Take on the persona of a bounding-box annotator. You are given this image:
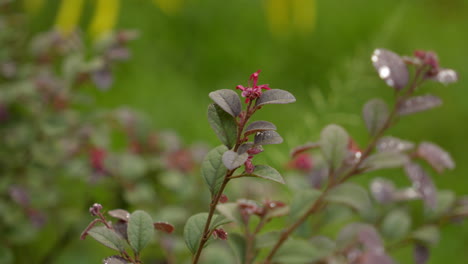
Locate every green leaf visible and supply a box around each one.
[411,225,440,245]
[255,89,296,107]
[320,124,349,169]
[228,233,247,264]
[273,239,321,264]
[289,189,322,221]
[244,120,277,136]
[222,150,249,170]
[216,203,243,224]
[361,151,409,171]
[381,209,411,241]
[207,104,238,148]
[426,190,456,219]
[244,165,285,184]
[325,183,374,220]
[88,226,126,252]
[255,231,280,248]
[209,89,242,117]
[362,99,389,136]
[128,210,154,254]
[254,130,283,145]
[184,213,231,254]
[202,145,228,195]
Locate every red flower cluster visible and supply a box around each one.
[236,70,271,103]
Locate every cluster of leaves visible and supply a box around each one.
[84,49,467,264]
[81,204,174,264]
[0,5,206,263]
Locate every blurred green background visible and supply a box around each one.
[6,0,468,263]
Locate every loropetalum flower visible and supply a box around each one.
[236,70,271,103]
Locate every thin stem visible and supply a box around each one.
[263,67,427,264]
[193,97,261,263]
[192,174,232,263]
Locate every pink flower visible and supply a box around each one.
[236,70,271,103]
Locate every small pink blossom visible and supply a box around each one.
[236,70,271,103]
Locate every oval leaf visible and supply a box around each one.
[363,99,389,136]
[398,95,442,116]
[377,136,414,152]
[417,141,455,173]
[201,145,228,195]
[184,213,230,254]
[128,210,154,254]
[154,222,175,234]
[370,178,396,204]
[244,120,277,136]
[326,183,374,220]
[254,130,283,145]
[426,190,455,219]
[244,165,285,184]
[108,209,130,222]
[209,89,242,117]
[320,124,349,169]
[381,209,411,241]
[207,103,238,148]
[411,225,440,245]
[404,163,437,209]
[88,226,126,253]
[361,151,409,171]
[222,150,249,170]
[255,89,296,107]
[371,48,409,90]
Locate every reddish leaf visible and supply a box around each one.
[398,95,442,116]
[404,163,437,209]
[154,222,175,234]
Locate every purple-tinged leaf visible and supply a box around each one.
[431,68,458,85]
[103,255,128,264]
[92,67,113,91]
[361,151,409,171]
[358,225,383,250]
[411,225,440,245]
[414,244,430,264]
[254,130,283,145]
[398,95,442,116]
[417,142,455,173]
[255,89,296,107]
[209,89,242,117]
[377,136,414,152]
[207,104,238,148]
[363,99,389,136]
[222,150,249,170]
[370,178,396,204]
[108,209,130,222]
[154,222,175,234]
[245,165,285,184]
[244,120,277,136]
[320,124,349,169]
[371,48,409,90]
[87,226,126,252]
[113,220,128,240]
[309,166,328,189]
[404,163,437,209]
[290,142,320,157]
[237,142,254,154]
[426,190,455,219]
